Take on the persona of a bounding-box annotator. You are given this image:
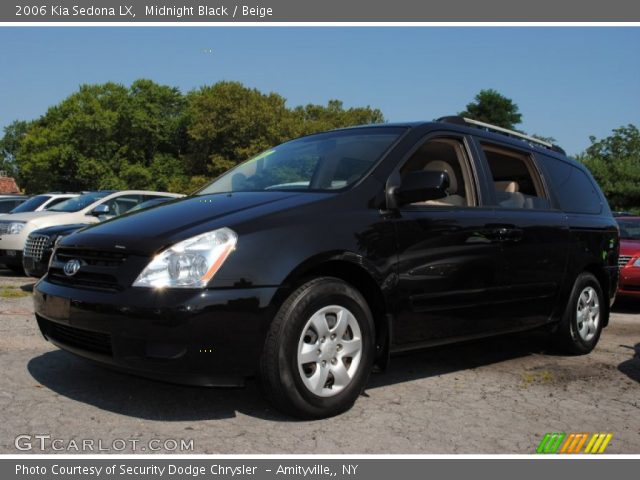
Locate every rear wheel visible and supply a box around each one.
[260,277,374,419]
[552,272,604,354]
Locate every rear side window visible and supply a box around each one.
[538,156,602,214]
[10,195,49,213]
[0,200,20,213]
[480,143,550,210]
[43,197,72,209]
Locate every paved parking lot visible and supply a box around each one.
[1,268,638,454]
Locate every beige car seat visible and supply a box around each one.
[494,181,519,193]
[494,180,526,208]
[418,160,467,207]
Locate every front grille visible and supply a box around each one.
[619,255,632,268]
[48,247,129,292]
[40,318,112,356]
[24,234,51,261]
[55,248,128,267]
[48,270,121,291]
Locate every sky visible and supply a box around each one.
[0,27,638,155]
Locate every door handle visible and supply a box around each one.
[485,224,524,242]
[497,227,523,241]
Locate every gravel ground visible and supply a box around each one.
[1,268,638,454]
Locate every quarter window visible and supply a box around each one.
[481,144,550,210]
[538,156,602,214]
[43,197,71,209]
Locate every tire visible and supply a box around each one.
[552,272,605,354]
[259,277,375,419]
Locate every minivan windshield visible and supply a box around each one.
[48,192,111,213]
[9,195,50,213]
[617,219,640,240]
[197,128,404,195]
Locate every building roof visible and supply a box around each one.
[0,176,20,194]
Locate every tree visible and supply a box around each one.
[13,80,190,192]
[2,79,385,193]
[459,89,522,130]
[0,120,30,177]
[184,83,385,178]
[185,81,296,177]
[292,100,384,136]
[531,133,557,144]
[577,124,640,212]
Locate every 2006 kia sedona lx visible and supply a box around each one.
[33,117,619,418]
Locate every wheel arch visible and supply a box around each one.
[272,252,392,369]
[582,263,611,327]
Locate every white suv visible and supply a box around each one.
[0,190,183,273]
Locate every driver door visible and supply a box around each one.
[391,135,509,348]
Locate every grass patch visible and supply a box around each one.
[0,286,30,299]
[521,370,555,387]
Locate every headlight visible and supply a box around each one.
[7,222,26,235]
[633,258,640,267]
[133,228,237,288]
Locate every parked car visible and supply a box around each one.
[0,195,27,216]
[33,117,618,418]
[615,216,640,298]
[613,211,635,217]
[23,197,177,277]
[9,193,78,215]
[0,190,182,274]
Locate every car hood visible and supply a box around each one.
[0,211,64,223]
[620,239,640,256]
[60,191,328,255]
[32,223,91,237]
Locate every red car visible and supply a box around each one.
[616,216,640,298]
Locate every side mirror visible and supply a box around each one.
[393,170,450,206]
[89,204,110,217]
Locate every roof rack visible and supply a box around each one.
[437,116,565,154]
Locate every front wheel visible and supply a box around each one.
[259,277,375,419]
[552,272,605,354]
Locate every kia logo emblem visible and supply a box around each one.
[63,259,82,276]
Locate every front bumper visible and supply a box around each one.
[34,278,279,386]
[0,249,23,267]
[618,266,640,298]
[0,232,27,266]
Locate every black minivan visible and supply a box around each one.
[33,117,619,418]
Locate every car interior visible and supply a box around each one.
[102,196,142,217]
[481,144,550,210]
[400,138,474,207]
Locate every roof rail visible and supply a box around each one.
[437,116,565,154]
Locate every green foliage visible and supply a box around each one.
[531,134,557,144]
[13,81,188,192]
[0,120,30,177]
[577,124,640,212]
[459,89,522,130]
[3,80,384,194]
[185,81,295,178]
[292,99,385,136]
